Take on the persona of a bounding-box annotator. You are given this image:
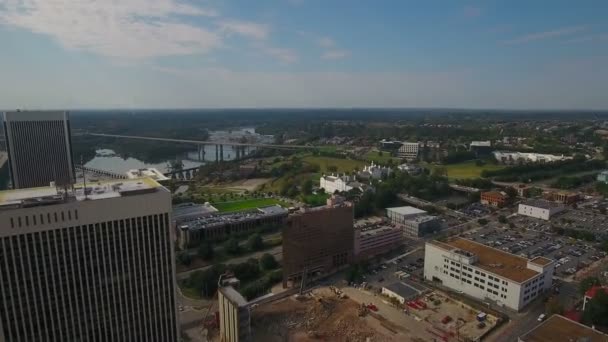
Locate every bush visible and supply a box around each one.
[477,218,488,225]
[260,253,279,270]
[197,242,214,260]
[225,238,241,255]
[247,234,264,251]
[177,252,193,266]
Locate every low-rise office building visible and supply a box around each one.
[386,206,440,237]
[173,202,218,224]
[424,238,554,311]
[518,314,608,342]
[480,191,508,207]
[397,142,420,160]
[469,141,493,157]
[126,167,169,181]
[493,151,573,164]
[176,205,288,248]
[354,218,403,260]
[381,281,427,304]
[518,200,565,221]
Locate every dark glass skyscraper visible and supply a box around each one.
[2,111,75,189]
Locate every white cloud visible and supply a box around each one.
[321,49,349,60]
[317,37,335,48]
[218,20,269,40]
[503,26,586,45]
[564,33,608,44]
[260,46,298,64]
[0,0,224,58]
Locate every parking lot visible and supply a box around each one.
[462,214,606,279]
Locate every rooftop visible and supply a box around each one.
[179,205,288,231]
[585,286,608,299]
[219,286,248,307]
[406,214,439,223]
[384,281,423,300]
[429,237,540,283]
[530,256,554,266]
[0,178,163,210]
[519,314,608,342]
[386,206,426,216]
[482,191,507,198]
[521,199,565,210]
[125,168,169,181]
[173,202,218,222]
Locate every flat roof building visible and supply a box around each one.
[354,218,403,261]
[3,111,75,188]
[386,206,440,237]
[0,178,178,341]
[481,191,508,207]
[282,202,354,288]
[126,167,169,181]
[176,205,287,249]
[397,142,420,160]
[518,199,565,221]
[424,238,554,311]
[518,314,608,342]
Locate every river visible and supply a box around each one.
[84,127,269,174]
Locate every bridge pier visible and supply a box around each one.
[198,145,205,161]
[219,144,224,162]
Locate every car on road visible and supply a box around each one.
[537,314,546,322]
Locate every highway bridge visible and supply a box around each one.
[87,133,315,149]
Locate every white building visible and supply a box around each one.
[319,174,367,194]
[126,167,170,181]
[0,177,178,341]
[518,200,565,220]
[358,162,392,179]
[424,238,554,311]
[386,206,440,237]
[397,163,422,175]
[397,142,420,160]
[493,151,574,164]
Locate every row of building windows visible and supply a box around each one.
[9,210,79,229]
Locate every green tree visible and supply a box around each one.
[225,238,241,255]
[197,242,214,260]
[248,234,264,251]
[477,218,488,225]
[582,289,608,328]
[302,179,313,195]
[580,276,602,295]
[498,215,507,224]
[260,253,278,270]
[177,252,192,266]
[327,165,338,173]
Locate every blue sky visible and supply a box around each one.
[0,0,607,109]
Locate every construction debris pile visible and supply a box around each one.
[250,287,395,342]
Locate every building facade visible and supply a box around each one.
[176,205,288,249]
[218,286,251,342]
[3,111,75,189]
[386,206,440,237]
[282,202,354,287]
[397,142,419,160]
[0,178,178,342]
[354,221,403,260]
[424,238,554,311]
[480,191,508,207]
[597,170,608,183]
[358,162,392,180]
[518,200,565,220]
[319,174,368,194]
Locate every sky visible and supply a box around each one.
[0,0,607,110]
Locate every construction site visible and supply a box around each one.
[249,286,406,342]
[246,285,499,342]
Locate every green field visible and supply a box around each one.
[429,161,506,179]
[363,150,400,164]
[212,198,287,212]
[302,156,366,173]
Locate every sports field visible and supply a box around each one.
[302,156,365,173]
[426,161,506,179]
[212,198,287,212]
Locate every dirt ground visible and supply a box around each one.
[250,287,404,342]
[221,178,272,192]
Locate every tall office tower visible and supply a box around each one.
[0,178,178,342]
[282,196,354,287]
[2,111,75,189]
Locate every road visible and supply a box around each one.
[88,132,316,149]
[177,245,282,280]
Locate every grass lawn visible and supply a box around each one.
[440,161,506,179]
[363,150,400,164]
[302,156,365,173]
[212,198,287,212]
[301,192,330,206]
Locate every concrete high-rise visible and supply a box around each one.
[2,111,75,189]
[0,177,178,342]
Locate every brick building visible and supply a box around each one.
[480,191,508,207]
[282,202,354,287]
